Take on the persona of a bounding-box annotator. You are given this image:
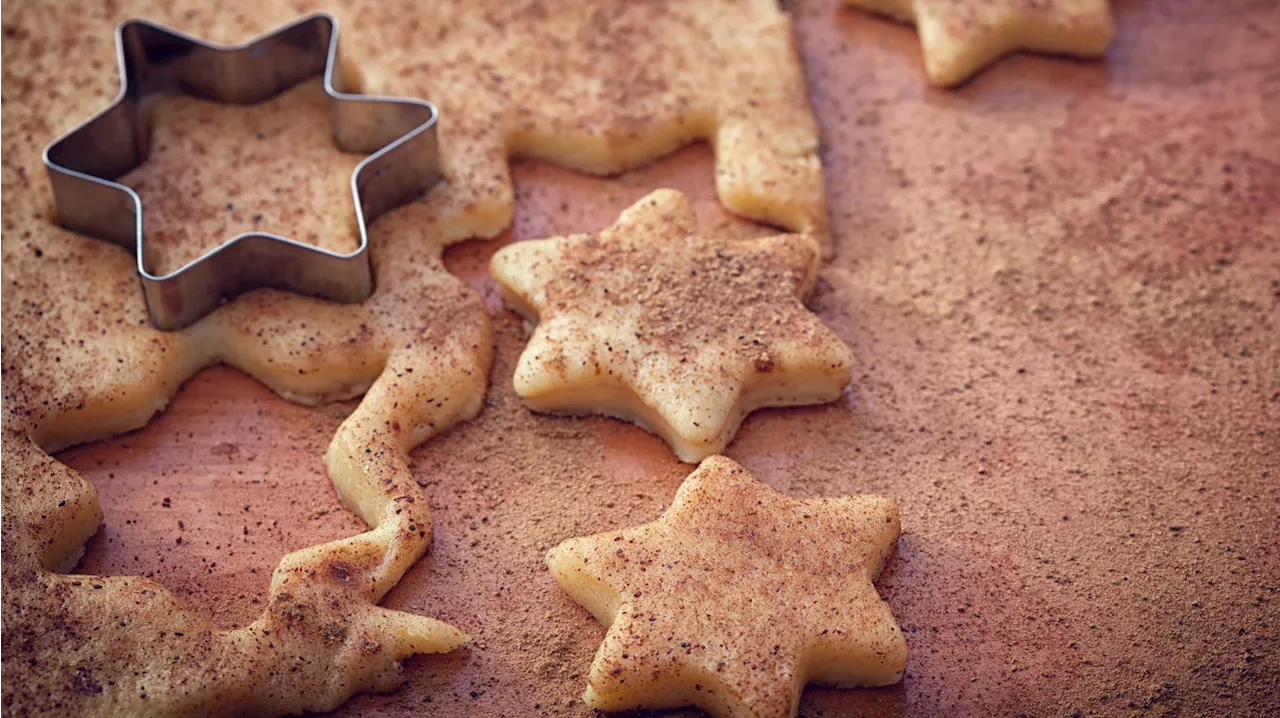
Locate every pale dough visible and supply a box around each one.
[490,189,853,463]
[2,81,491,714]
[845,0,1114,87]
[548,456,908,717]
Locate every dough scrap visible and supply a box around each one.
[547,455,907,717]
[490,189,853,463]
[337,0,833,255]
[845,0,1114,86]
[2,39,491,718]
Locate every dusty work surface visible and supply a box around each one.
[14,0,1280,715]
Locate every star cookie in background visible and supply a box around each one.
[844,0,1114,86]
[490,189,853,463]
[548,456,907,717]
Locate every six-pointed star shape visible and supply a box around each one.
[548,456,907,717]
[845,0,1114,86]
[489,189,853,462]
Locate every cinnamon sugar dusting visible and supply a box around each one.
[491,189,852,461]
[548,455,906,716]
[843,0,1114,86]
[332,0,831,251]
[3,5,499,716]
[3,0,1279,717]
[123,80,362,274]
[541,196,817,361]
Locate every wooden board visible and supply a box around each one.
[52,0,1280,715]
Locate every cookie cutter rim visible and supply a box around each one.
[42,12,439,331]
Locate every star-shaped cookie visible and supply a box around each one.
[489,189,853,462]
[548,456,907,717]
[845,0,1115,86]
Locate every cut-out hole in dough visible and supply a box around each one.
[60,367,365,630]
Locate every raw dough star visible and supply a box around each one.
[490,189,853,462]
[548,456,907,717]
[846,0,1114,86]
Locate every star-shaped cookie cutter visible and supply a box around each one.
[43,12,439,331]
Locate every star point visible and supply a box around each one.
[847,0,1115,86]
[548,456,907,717]
[490,190,853,462]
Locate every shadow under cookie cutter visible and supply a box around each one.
[43,12,439,331]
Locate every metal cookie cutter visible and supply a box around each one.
[43,12,439,331]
